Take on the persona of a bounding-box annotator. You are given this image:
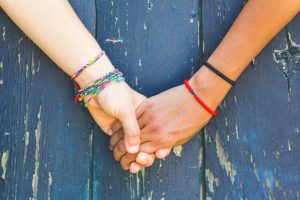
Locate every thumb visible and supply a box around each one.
[119,109,140,154]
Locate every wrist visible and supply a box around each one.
[207,51,245,81]
[189,65,232,110]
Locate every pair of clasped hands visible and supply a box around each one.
[77,55,230,174]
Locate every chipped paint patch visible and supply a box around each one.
[215,133,237,184]
[105,38,124,44]
[31,51,36,76]
[147,190,153,200]
[48,172,52,200]
[146,0,154,10]
[253,163,260,182]
[140,169,146,193]
[23,131,30,164]
[173,145,183,157]
[1,151,9,179]
[136,173,141,197]
[114,17,118,25]
[2,26,5,41]
[252,58,258,66]
[31,106,42,200]
[288,139,292,151]
[273,32,300,77]
[23,103,29,164]
[17,53,21,65]
[48,172,53,186]
[18,37,24,44]
[0,80,3,85]
[235,124,239,140]
[205,168,219,193]
[198,146,203,167]
[265,176,274,200]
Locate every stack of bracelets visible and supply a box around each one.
[71,51,125,107]
[71,52,235,115]
[184,62,236,116]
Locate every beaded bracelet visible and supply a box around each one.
[71,51,105,80]
[74,69,125,107]
[184,80,218,116]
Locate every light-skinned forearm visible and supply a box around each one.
[0,0,145,153]
[0,0,112,87]
[191,0,300,108]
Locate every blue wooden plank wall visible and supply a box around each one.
[0,0,299,199]
[92,1,201,199]
[203,1,300,199]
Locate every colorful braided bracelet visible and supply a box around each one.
[74,69,125,107]
[71,51,105,80]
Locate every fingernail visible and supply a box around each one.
[130,164,139,174]
[109,146,113,151]
[144,157,149,163]
[107,129,113,136]
[128,145,139,153]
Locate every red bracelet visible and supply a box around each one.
[184,80,218,116]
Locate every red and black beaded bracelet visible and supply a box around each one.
[184,80,218,116]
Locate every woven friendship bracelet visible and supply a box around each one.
[71,51,105,80]
[203,62,236,86]
[74,69,125,107]
[184,80,218,116]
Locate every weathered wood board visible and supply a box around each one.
[203,1,300,199]
[92,1,202,199]
[0,0,300,199]
[0,1,96,199]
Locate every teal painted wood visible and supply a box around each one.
[0,1,95,199]
[202,1,300,199]
[92,1,204,199]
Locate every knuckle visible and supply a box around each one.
[112,122,122,132]
[119,142,127,153]
[126,139,139,147]
[145,101,154,110]
[157,135,171,146]
[148,112,159,121]
[127,129,140,137]
[149,120,162,133]
[119,107,134,119]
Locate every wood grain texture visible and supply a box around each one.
[1,0,300,199]
[92,1,203,199]
[0,1,96,199]
[202,0,300,199]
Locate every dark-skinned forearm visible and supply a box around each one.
[190,0,300,109]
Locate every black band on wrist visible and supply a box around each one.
[203,62,236,86]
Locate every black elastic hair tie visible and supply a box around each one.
[203,62,236,86]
